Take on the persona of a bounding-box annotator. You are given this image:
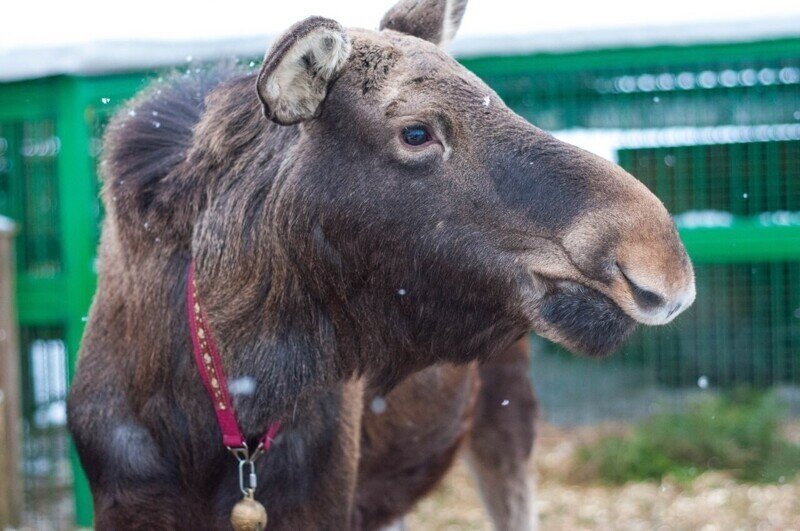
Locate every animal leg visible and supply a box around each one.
[466,338,538,531]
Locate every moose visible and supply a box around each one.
[67,0,696,529]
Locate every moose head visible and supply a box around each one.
[204,0,695,367]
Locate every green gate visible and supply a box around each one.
[0,74,148,528]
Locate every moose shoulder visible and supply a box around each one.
[67,0,695,529]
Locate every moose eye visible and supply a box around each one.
[401,125,432,146]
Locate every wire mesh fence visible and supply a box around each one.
[17,326,73,530]
[469,49,800,425]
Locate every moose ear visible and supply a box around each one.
[379,0,468,47]
[256,17,352,125]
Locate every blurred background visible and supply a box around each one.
[0,0,799,529]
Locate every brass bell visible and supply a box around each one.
[230,489,268,531]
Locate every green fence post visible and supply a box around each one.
[56,76,97,528]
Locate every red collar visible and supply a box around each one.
[187,263,281,452]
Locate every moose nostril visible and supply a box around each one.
[618,265,665,311]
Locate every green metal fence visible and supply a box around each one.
[0,36,798,527]
[460,38,800,422]
[0,74,148,528]
[616,140,800,387]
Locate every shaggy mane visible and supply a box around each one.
[101,65,245,237]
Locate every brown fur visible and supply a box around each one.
[68,1,694,529]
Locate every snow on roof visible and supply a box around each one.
[450,16,800,58]
[1,16,799,83]
[0,36,272,83]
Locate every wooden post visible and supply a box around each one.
[0,215,21,528]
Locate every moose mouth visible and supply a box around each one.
[535,280,637,358]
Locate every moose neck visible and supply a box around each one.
[187,181,354,435]
[190,251,350,432]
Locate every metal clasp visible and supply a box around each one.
[228,443,265,496]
